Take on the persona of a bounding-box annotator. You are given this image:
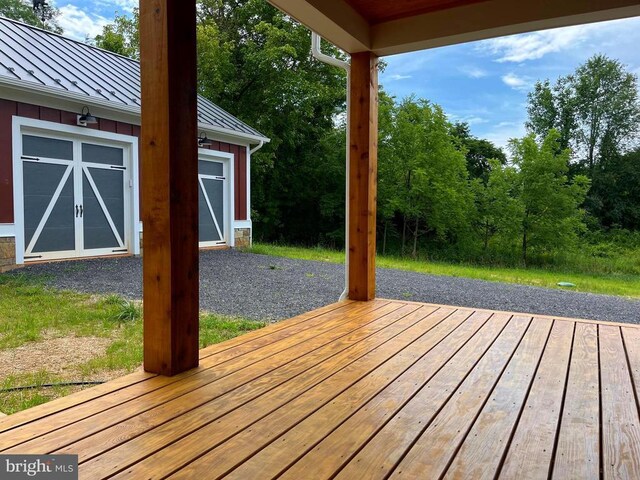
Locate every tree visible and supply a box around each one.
[0,0,62,32]
[376,90,398,255]
[588,147,640,230]
[452,122,506,182]
[93,9,139,59]
[383,97,473,257]
[94,1,347,244]
[526,78,576,152]
[510,131,590,264]
[471,160,522,253]
[527,54,640,172]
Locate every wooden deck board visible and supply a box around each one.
[600,325,640,479]
[0,299,638,479]
[498,320,575,478]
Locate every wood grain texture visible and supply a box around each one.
[139,0,200,375]
[344,0,487,23]
[444,317,552,480]
[59,304,417,463]
[334,312,503,480]
[80,304,419,478]
[0,300,638,479]
[118,306,465,479]
[499,320,574,479]
[552,322,599,480]
[0,301,379,451]
[600,325,640,479]
[7,303,397,456]
[231,307,474,480]
[348,51,378,301]
[390,315,531,479]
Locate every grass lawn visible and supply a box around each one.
[249,243,640,299]
[0,274,264,415]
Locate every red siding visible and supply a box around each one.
[40,107,61,123]
[0,99,249,224]
[100,118,117,133]
[201,141,247,221]
[116,122,132,136]
[0,99,16,223]
[17,103,38,119]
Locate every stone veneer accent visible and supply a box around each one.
[234,228,251,248]
[0,237,16,272]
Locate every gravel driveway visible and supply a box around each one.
[10,249,640,324]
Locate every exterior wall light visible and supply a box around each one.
[198,131,213,147]
[77,106,98,126]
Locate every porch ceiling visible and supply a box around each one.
[268,0,640,55]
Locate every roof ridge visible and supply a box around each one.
[0,15,138,63]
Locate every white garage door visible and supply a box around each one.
[20,133,131,262]
[198,157,228,246]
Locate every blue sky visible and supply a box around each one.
[54,1,640,149]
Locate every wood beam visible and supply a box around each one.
[140,0,199,375]
[267,0,371,53]
[348,52,378,301]
[370,0,640,55]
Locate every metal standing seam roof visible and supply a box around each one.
[0,16,268,141]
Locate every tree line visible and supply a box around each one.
[4,0,640,268]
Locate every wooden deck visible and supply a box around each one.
[1,299,640,479]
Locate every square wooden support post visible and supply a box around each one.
[140,0,199,375]
[348,52,379,301]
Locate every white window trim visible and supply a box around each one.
[12,116,140,264]
[0,224,15,237]
[199,148,235,247]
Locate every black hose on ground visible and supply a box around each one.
[0,381,105,393]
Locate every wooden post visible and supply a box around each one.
[348,52,378,301]
[139,0,199,375]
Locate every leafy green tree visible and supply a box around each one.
[527,54,640,172]
[510,131,590,264]
[0,0,61,32]
[93,9,139,59]
[376,90,399,255]
[385,97,473,257]
[472,160,522,253]
[94,1,347,244]
[452,122,506,182]
[589,148,640,230]
[526,78,576,152]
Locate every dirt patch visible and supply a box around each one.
[0,336,113,381]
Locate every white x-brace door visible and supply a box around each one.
[198,157,228,246]
[20,133,130,262]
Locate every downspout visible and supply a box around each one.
[310,32,351,302]
[250,140,264,155]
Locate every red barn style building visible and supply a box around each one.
[0,17,268,271]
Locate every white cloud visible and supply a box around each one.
[459,65,488,78]
[479,24,597,63]
[447,110,489,126]
[388,74,412,81]
[501,73,531,91]
[465,116,488,125]
[111,0,137,13]
[484,122,527,151]
[57,4,109,41]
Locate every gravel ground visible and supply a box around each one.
[9,249,640,324]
